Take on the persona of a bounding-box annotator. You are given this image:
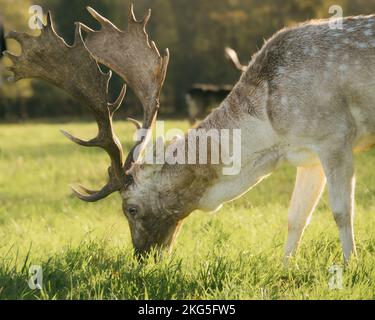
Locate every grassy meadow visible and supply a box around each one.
[0,120,374,300]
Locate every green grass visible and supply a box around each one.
[0,120,374,300]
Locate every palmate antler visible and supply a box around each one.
[5,13,127,202]
[80,5,170,161]
[5,5,169,202]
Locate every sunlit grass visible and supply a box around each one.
[0,120,374,299]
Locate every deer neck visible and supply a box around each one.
[163,81,282,213]
[197,95,281,211]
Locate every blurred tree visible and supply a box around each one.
[0,0,374,119]
[144,0,178,113]
[0,0,34,120]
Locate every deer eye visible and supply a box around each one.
[127,206,138,216]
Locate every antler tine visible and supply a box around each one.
[126,117,142,130]
[6,11,128,202]
[71,165,123,202]
[129,4,137,24]
[82,5,170,168]
[129,4,151,28]
[109,83,127,115]
[70,183,118,202]
[140,9,152,29]
[60,129,99,147]
[86,6,119,31]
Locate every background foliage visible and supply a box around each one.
[1,0,375,119]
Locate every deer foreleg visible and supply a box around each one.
[284,164,326,263]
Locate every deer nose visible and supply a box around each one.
[134,248,147,262]
[134,246,164,262]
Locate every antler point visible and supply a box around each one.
[141,9,151,28]
[46,11,52,26]
[129,4,137,23]
[79,22,94,33]
[126,117,142,130]
[87,6,95,15]
[109,83,127,114]
[87,6,110,28]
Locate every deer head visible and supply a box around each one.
[4,6,199,256]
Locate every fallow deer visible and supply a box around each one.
[5,6,375,264]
